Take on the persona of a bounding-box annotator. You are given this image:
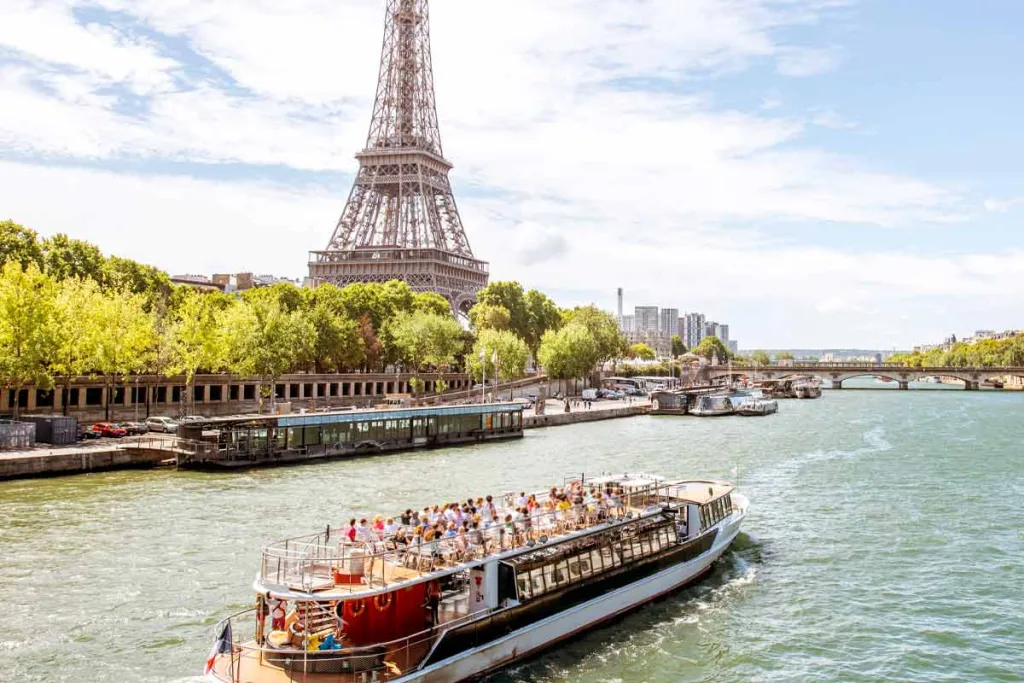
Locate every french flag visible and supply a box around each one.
[204,621,233,676]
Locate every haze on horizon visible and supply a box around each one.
[2,0,1022,350]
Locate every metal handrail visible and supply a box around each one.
[259,482,686,590]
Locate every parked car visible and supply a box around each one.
[526,393,538,401]
[512,397,534,409]
[91,422,127,438]
[78,424,102,440]
[119,422,149,435]
[145,416,179,433]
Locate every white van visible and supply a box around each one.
[582,389,599,401]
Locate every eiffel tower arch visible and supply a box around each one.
[308,0,488,314]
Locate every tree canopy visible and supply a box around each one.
[671,334,686,357]
[693,335,730,362]
[538,323,600,380]
[469,329,530,383]
[750,350,772,365]
[629,343,656,361]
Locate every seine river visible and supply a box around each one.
[2,384,1022,682]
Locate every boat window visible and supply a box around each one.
[530,568,546,595]
[578,555,592,577]
[517,574,531,599]
[590,549,604,573]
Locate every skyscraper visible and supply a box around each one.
[659,308,679,336]
[681,312,706,349]
[634,306,659,334]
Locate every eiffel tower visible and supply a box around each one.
[308,0,488,314]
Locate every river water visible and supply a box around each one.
[2,385,1022,682]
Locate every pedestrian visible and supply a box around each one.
[426,581,442,627]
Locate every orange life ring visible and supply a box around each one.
[373,592,393,611]
[348,599,366,617]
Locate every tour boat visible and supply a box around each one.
[690,394,735,416]
[793,380,822,398]
[204,474,747,682]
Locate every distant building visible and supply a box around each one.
[659,308,679,336]
[728,340,738,354]
[680,312,706,349]
[170,274,224,292]
[620,314,636,333]
[634,306,659,334]
[627,331,672,359]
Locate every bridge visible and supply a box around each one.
[706,362,1024,390]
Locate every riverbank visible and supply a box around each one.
[0,400,650,480]
[524,398,650,429]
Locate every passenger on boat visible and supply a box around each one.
[345,518,357,543]
[373,516,385,535]
[426,581,442,627]
[356,518,375,543]
[400,509,413,525]
[385,517,399,536]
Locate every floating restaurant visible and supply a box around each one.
[176,403,524,469]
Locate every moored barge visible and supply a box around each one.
[204,473,747,682]
[177,403,523,469]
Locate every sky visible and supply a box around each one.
[1,0,1023,350]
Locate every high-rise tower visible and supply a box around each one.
[308,0,488,313]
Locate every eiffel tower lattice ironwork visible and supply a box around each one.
[308,0,488,313]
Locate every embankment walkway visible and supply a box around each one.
[524,399,650,429]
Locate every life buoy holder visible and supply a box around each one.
[347,599,366,617]
[373,592,393,611]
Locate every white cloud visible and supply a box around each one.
[0,0,1003,346]
[776,46,842,77]
[983,197,1024,213]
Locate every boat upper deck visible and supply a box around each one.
[257,474,737,600]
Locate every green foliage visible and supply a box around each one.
[42,234,106,283]
[0,263,58,415]
[167,289,222,389]
[412,291,452,317]
[776,351,795,361]
[391,311,464,372]
[102,255,172,307]
[468,329,530,383]
[468,302,512,332]
[307,302,364,372]
[537,323,599,380]
[562,305,627,363]
[476,281,528,337]
[91,289,157,418]
[0,220,45,271]
[220,298,314,398]
[629,343,656,361]
[671,334,686,357]
[523,289,562,357]
[52,278,103,381]
[693,335,730,362]
[890,334,1024,368]
[750,350,772,365]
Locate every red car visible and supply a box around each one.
[92,422,127,438]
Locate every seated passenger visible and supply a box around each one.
[385,517,400,536]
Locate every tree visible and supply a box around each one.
[220,298,313,412]
[91,289,157,420]
[537,323,599,380]
[0,263,58,418]
[468,329,530,384]
[42,234,106,283]
[671,334,687,357]
[242,282,305,313]
[476,281,528,338]
[391,311,464,373]
[776,351,794,361]
[1003,336,1024,366]
[468,302,512,332]
[629,343,656,361]
[412,291,452,317]
[751,350,772,366]
[103,255,172,308]
[0,220,44,271]
[693,335,730,363]
[524,289,562,359]
[166,289,222,416]
[562,305,627,365]
[307,302,364,373]
[52,278,103,415]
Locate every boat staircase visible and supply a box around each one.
[296,601,338,637]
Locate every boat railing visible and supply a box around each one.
[258,496,678,591]
[208,604,508,682]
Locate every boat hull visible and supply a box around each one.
[406,519,744,683]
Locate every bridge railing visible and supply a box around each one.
[719,363,1024,372]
